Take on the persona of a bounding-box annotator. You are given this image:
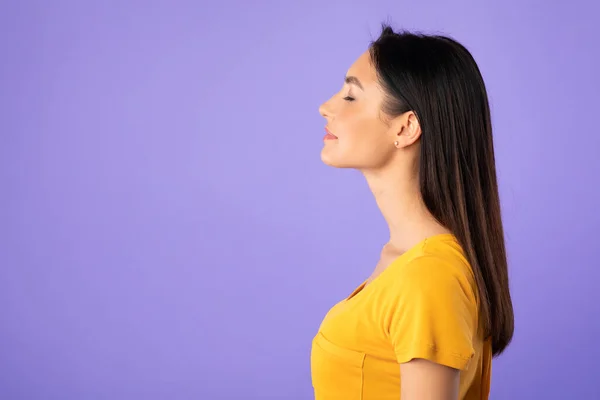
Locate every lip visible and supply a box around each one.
[324,127,338,140]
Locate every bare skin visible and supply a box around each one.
[319,50,459,400]
[365,242,408,285]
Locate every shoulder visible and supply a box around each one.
[380,237,479,308]
[376,236,480,370]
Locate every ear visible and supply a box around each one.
[389,111,422,149]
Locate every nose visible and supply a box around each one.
[319,99,332,119]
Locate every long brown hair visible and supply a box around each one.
[369,25,514,355]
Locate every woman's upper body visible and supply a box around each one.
[313,24,514,399]
[311,234,492,400]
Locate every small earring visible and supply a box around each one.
[394,141,400,147]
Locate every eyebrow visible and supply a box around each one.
[344,75,364,90]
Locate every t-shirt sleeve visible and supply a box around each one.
[383,256,477,370]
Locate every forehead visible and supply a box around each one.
[346,50,378,85]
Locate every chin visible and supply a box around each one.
[320,151,354,169]
[321,144,384,169]
[321,148,342,168]
[321,151,388,172]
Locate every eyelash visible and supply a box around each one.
[343,96,355,102]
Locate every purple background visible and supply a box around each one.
[1,1,598,399]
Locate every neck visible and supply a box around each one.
[362,164,449,253]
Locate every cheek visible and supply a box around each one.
[340,113,390,155]
[337,108,375,138]
[342,115,384,147]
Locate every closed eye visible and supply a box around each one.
[343,96,355,102]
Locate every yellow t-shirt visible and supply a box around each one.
[310,234,492,400]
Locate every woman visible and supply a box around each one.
[311,25,514,400]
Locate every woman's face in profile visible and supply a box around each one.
[319,51,397,170]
